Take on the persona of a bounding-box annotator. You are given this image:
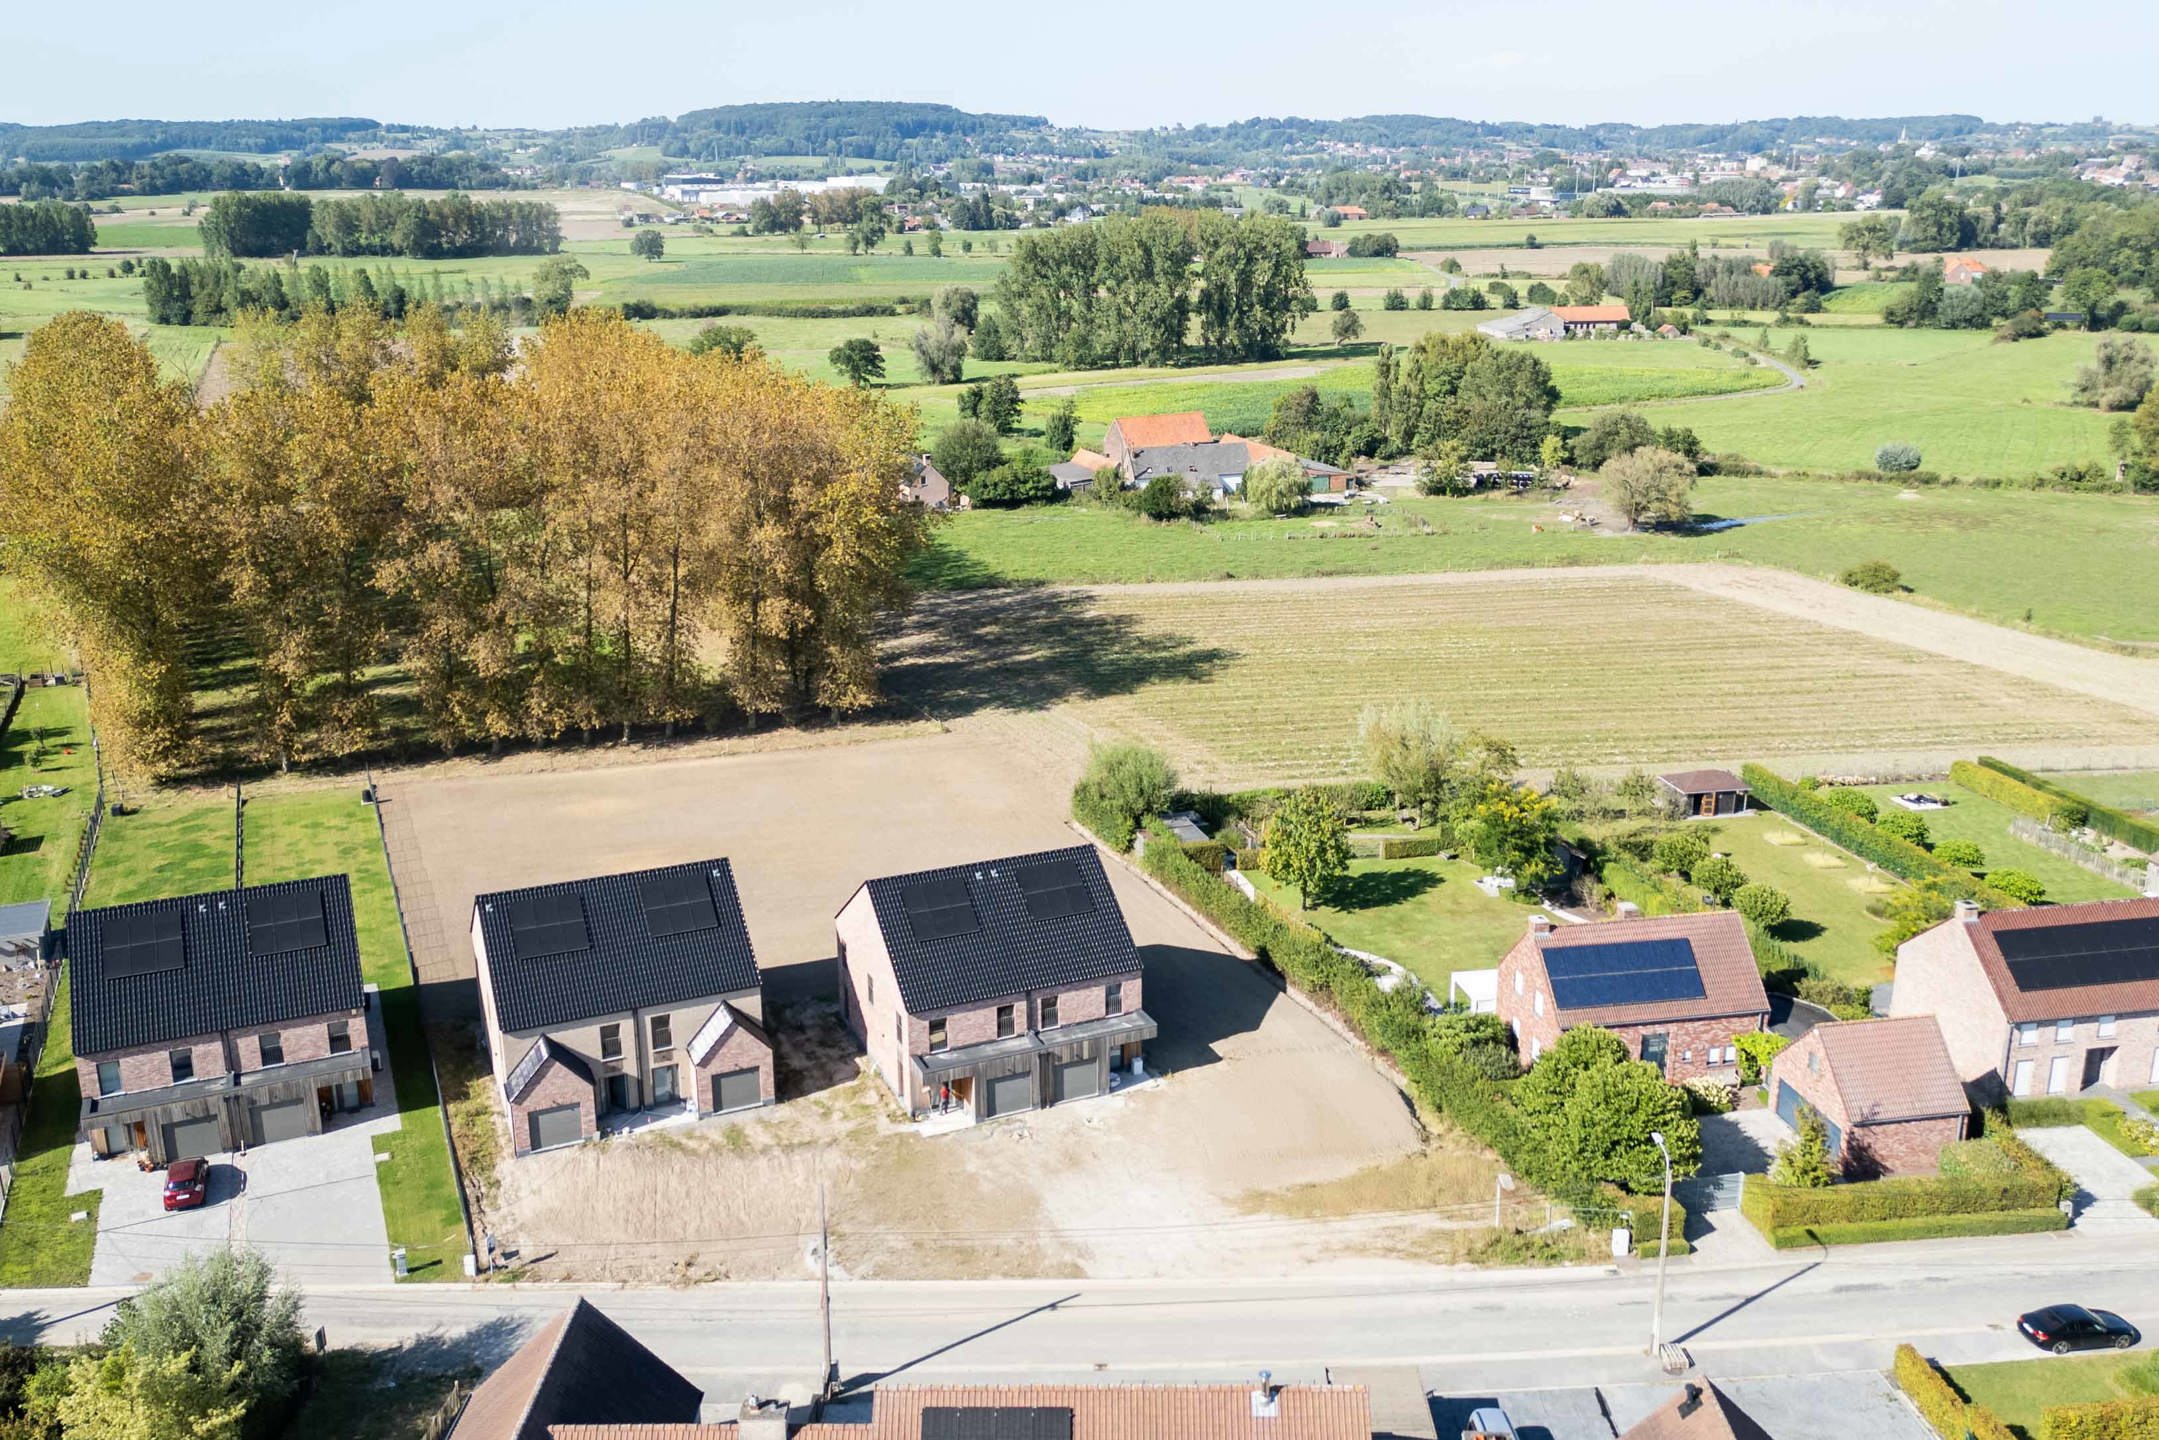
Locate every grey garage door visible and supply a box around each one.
[162,1115,222,1161]
[712,1067,761,1114]
[1774,1081,1842,1156]
[248,1099,311,1146]
[527,1104,584,1153]
[1054,1056,1099,1103]
[986,1070,1034,1118]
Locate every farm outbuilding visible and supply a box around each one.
[1658,768,1751,818]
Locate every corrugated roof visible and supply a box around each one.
[1619,1381,1773,1440]
[1109,413,1211,450]
[451,1300,701,1440]
[855,847,1140,1015]
[67,876,365,1056]
[1801,1016,1967,1124]
[1967,897,2159,1022]
[474,860,760,1034]
[1517,911,1768,1026]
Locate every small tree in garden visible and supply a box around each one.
[1771,1107,1838,1187]
[1359,700,1461,826]
[1070,743,1178,850]
[1693,855,1748,904]
[1459,781,1561,891]
[1986,868,2047,904]
[1734,1030,1789,1085]
[1261,786,1353,910]
[1840,559,1903,593]
[1137,473,1189,520]
[1822,788,1880,823]
[1934,839,1986,870]
[1042,397,1078,454]
[1243,456,1310,515]
[1874,441,1923,472]
[1564,1059,1701,1192]
[1651,829,1711,878]
[1734,882,1792,929]
[1876,810,1930,847]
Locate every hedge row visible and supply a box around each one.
[1760,1208,2067,1248]
[1895,1345,2017,1440]
[1073,787,1139,852]
[1223,781,1393,820]
[1133,820,1687,1250]
[1950,760,2086,829]
[617,298,917,320]
[2044,1396,2159,1440]
[1739,1131,2068,1230]
[1740,765,2014,906]
[1979,756,2159,854]
[1348,834,1447,860]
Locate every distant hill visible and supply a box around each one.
[0,116,384,162]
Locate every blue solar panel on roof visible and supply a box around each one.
[1998,915,2159,992]
[101,906,186,978]
[1544,935,1704,1010]
[510,892,591,958]
[902,875,982,942]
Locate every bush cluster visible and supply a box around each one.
[1741,1128,2068,1243]
[2043,1397,2159,1440]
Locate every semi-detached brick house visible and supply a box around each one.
[70,876,376,1165]
[1496,911,1770,1082]
[835,845,1155,1123]
[1889,896,2159,1103]
[473,860,772,1157]
[1766,1016,1969,1177]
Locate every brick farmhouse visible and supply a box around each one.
[835,846,1155,1123]
[473,860,771,1156]
[70,876,375,1164]
[1766,1016,1969,1176]
[1496,911,1770,1081]
[1889,896,2159,1102]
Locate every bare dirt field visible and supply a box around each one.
[882,567,2159,789]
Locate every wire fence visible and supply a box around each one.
[2008,818,2155,892]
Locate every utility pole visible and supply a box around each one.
[1648,1131,1675,1369]
[819,1182,835,1405]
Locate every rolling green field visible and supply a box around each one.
[916,475,2159,645]
[2039,770,2159,815]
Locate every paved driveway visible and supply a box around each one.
[66,1007,404,1285]
[2016,1123,2159,1234]
[1696,1109,1795,1177]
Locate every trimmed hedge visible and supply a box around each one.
[1741,765,2015,906]
[1951,760,2085,828]
[1380,836,1445,859]
[1758,1208,2066,1248]
[1897,1345,2018,1440]
[1179,840,1232,874]
[2044,1396,2159,1440]
[1740,1129,2068,1235]
[1979,756,2159,854]
[2005,1096,2086,1127]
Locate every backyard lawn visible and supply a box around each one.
[2038,770,2159,819]
[1855,781,2141,905]
[1682,816,1899,988]
[0,972,98,1285]
[1946,1351,2157,1437]
[1243,853,1534,995]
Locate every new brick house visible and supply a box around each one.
[70,876,375,1164]
[1496,911,1770,1080]
[1889,896,2159,1102]
[1766,1016,1969,1176]
[473,860,772,1156]
[835,846,1155,1123]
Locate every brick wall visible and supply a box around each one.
[692,1017,774,1114]
[508,1054,598,1156]
[905,976,1139,1055]
[1997,1014,2159,1097]
[1495,934,1560,1061]
[1605,1014,1758,1082]
[76,1030,227,1099]
[1890,919,2008,1088]
[1843,1115,1965,1178]
[1498,930,1758,1079]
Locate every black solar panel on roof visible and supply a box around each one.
[921,1408,1074,1440]
[246,887,328,956]
[509,892,591,958]
[902,875,981,942]
[1013,857,1095,922]
[101,906,186,978]
[1545,937,1705,1010]
[635,870,719,938]
[1997,915,2159,992]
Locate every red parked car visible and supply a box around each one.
[161,1158,207,1212]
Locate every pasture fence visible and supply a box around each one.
[2007,818,2158,893]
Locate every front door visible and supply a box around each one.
[1698,793,1716,816]
[1641,1033,1670,1075]
[2047,1055,2072,1095]
[2081,1047,2117,1090]
[605,1073,634,1114]
[651,1065,679,1107]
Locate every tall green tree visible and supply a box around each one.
[1261,786,1352,909]
[828,337,886,388]
[1194,212,1315,361]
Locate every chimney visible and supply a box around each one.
[1528,914,1551,939]
[1250,1370,1280,1420]
[1678,1384,1704,1418]
[737,1396,791,1440]
[2144,861,2159,900]
[1615,900,1642,919]
[1955,899,1981,924]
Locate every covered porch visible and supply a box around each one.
[912,1011,1158,1125]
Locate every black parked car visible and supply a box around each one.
[2018,1305,2140,1354]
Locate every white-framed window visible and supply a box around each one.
[1532,990,1544,1017]
[1530,1037,1542,1061]
[1514,971,1524,995]
[2047,1055,2072,1094]
[2098,1016,2117,1039]
[2017,1023,2039,1047]
[2151,1048,2159,1086]
[2056,1020,2076,1043]
[2013,1058,2035,1096]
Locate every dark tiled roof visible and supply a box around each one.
[1657,769,1747,795]
[1128,442,1251,484]
[67,877,365,1056]
[1515,911,1769,1027]
[506,1036,594,1104]
[1967,897,2159,1022]
[857,847,1141,1015]
[475,860,760,1034]
[451,1300,701,1440]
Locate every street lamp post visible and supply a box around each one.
[1648,1130,1674,1363]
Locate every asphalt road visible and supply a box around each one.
[4,1230,2153,1402]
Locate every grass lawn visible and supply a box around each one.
[2039,771,2159,818]
[1675,816,1897,988]
[76,789,468,1281]
[0,971,98,1284]
[1855,782,2140,905]
[1947,1352,2155,1437]
[1243,853,1540,994]
[0,684,97,911]
[282,1349,472,1440]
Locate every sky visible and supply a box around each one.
[10,0,2159,133]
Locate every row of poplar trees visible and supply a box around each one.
[0,307,931,781]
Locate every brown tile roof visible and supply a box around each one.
[453,1301,701,1440]
[1620,1382,1773,1440]
[1069,449,1113,471]
[1550,304,1632,324]
[1966,897,2159,1022]
[1804,1016,1968,1124]
[1110,413,1212,450]
[1657,769,1747,796]
[1518,911,1769,1027]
